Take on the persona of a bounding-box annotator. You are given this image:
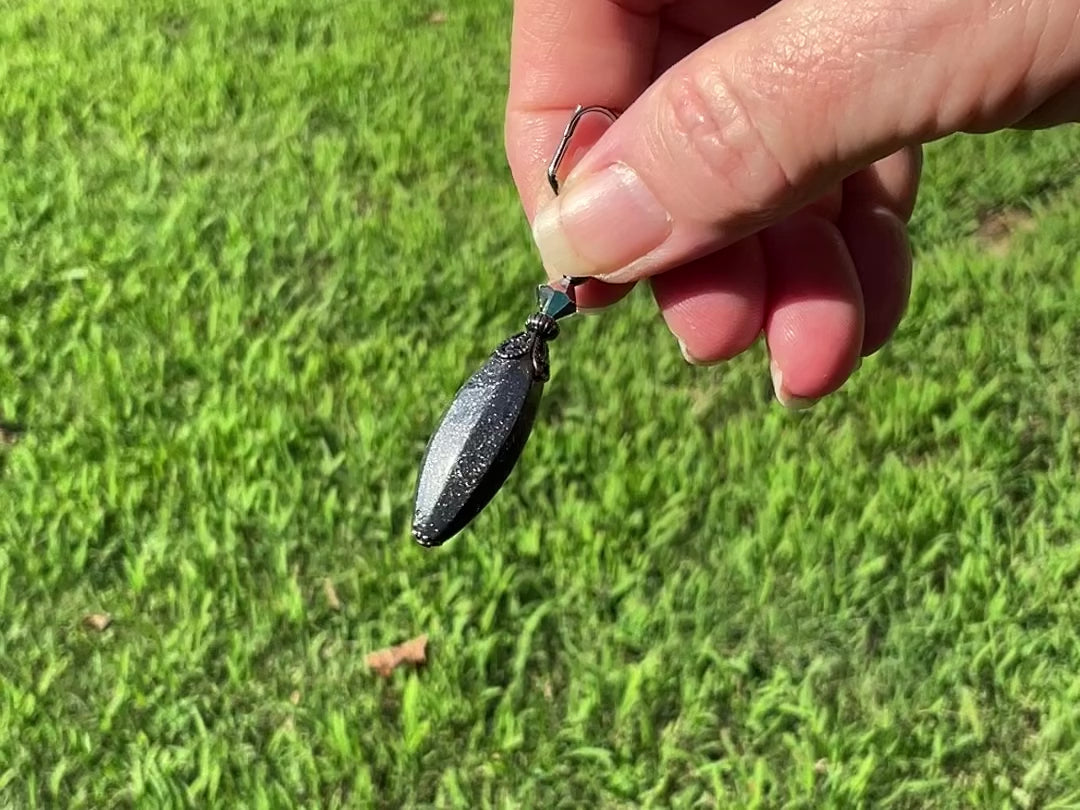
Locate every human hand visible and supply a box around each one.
[505,0,1080,407]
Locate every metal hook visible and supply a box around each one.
[546,105,618,196]
[544,105,619,291]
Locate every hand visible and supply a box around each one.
[505,0,1080,407]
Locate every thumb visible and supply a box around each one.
[530,0,1080,284]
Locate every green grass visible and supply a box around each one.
[2,1,1080,807]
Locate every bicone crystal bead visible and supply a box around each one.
[537,284,576,320]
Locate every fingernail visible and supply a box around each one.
[678,338,722,367]
[770,359,818,410]
[532,163,672,281]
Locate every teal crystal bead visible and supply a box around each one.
[537,284,576,321]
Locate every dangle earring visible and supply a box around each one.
[411,105,618,547]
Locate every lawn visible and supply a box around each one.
[3,1,1080,807]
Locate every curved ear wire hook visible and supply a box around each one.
[546,104,619,196]
[544,105,620,290]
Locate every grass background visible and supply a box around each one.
[2,1,1080,807]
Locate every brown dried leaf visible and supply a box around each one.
[289,690,301,705]
[82,613,112,631]
[428,11,447,23]
[323,578,342,611]
[366,634,428,677]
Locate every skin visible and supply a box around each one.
[504,0,1080,407]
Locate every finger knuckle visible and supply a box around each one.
[661,63,796,215]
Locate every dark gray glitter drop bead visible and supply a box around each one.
[412,332,547,547]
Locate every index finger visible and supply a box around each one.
[505,0,662,220]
